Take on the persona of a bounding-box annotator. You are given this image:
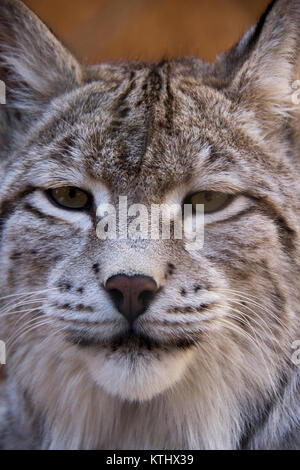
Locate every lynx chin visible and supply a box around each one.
[1,0,300,450]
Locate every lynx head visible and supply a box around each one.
[1,0,300,407]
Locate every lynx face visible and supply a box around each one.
[1,0,300,450]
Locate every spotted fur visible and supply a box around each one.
[1,0,300,449]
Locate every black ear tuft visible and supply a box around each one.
[247,0,278,51]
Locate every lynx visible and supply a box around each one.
[1,0,300,449]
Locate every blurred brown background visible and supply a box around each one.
[23,0,270,64]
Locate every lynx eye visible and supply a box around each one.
[47,187,91,210]
[184,191,231,214]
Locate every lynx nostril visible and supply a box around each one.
[104,274,158,324]
[108,288,124,308]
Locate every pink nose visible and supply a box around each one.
[104,274,158,324]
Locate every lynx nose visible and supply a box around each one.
[104,274,158,324]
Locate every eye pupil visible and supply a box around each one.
[69,188,76,199]
[204,192,213,202]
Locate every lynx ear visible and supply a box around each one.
[215,0,300,134]
[0,0,82,117]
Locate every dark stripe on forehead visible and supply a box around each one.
[164,64,174,134]
[133,64,164,171]
[107,65,165,175]
[114,70,136,110]
[147,65,163,103]
[109,72,137,132]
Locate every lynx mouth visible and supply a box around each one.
[81,329,198,402]
[66,328,197,352]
